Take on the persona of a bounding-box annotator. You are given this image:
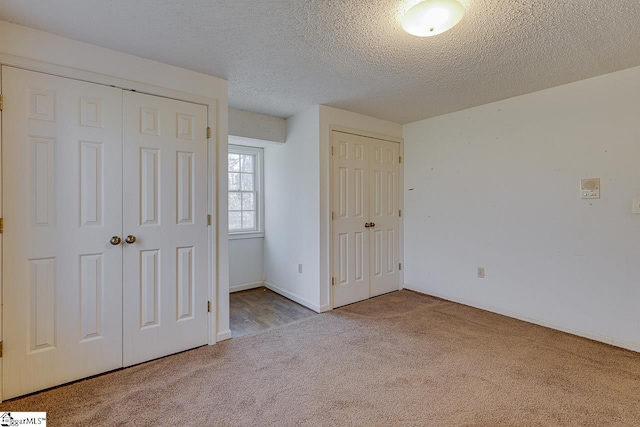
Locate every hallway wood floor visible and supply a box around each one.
[229,287,317,338]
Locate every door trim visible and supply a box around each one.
[329,128,404,310]
[329,125,404,144]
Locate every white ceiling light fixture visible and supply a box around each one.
[401,0,465,37]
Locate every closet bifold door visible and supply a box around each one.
[121,91,209,367]
[2,66,124,399]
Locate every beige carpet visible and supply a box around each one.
[2,290,640,426]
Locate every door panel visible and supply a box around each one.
[332,133,370,308]
[2,66,123,399]
[122,91,208,367]
[332,132,400,308]
[369,139,400,297]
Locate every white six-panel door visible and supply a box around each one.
[332,132,371,307]
[332,131,400,308]
[122,91,209,367]
[368,138,401,297]
[2,67,210,398]
[2,67,124,399]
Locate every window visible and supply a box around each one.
[228,145,263,237]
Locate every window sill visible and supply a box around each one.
[229,232,265,240]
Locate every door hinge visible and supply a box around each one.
[331,211,336,220]
[331,277,336,286]
[0,218,3,234]
[206,127,211,139]
[0,94,3,111]
[207,214,212,226]
[0,341,2,357]
[399,263,402,271]
[207,301,211,312]
[331,146,334,155]
[398,210,402,217]
[399,156,402,164]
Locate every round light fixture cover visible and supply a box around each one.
[402,0,465,37]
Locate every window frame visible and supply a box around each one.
[228,144,264,239]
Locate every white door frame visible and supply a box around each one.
[0,54,222,399]
[328,126,404,309]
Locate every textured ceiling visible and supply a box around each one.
[2,0,640,124]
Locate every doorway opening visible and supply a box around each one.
[230,287,316,337]
[227,136,317,337]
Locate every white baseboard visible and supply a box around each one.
[319,304,331,313]
[217,330,232,341]
[229,281,264,293]
[264,281,321,313]
[404,284,640,353]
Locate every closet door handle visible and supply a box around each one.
[369,222,376,228]
[110,236,122,245]
[125,235,137,244]
[364,222,371,228]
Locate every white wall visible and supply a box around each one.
[229,238,265,292]
[264,105,403,312]
[403,65,640,351]
[264,106,321,311]
[0,22,227,101]
[0,21,231,346]
[318,106,403,310]
[229,108,286,143]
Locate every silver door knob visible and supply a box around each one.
[125,235,137,244]
[110,236,122,245]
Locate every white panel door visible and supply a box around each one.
[332,131,400,308]
[122,91,208,366]
[2,66,123,399]
[369,139,400,297]
[332,132,371,307]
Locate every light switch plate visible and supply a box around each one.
[581,178,600,199]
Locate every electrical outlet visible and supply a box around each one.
[477,267,485,279]
[298,264,303,273]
